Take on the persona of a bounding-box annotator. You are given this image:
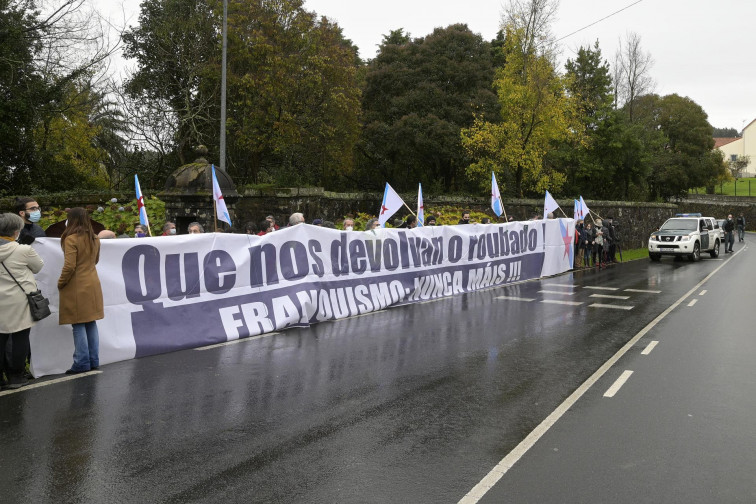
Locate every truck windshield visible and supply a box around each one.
[660,219,697,232]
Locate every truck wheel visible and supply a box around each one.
[649,253,661,261]
[709,240,720,258]
[688,242,700,261]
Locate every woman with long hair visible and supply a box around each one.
[58,208,104,374]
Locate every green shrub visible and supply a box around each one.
[38,196,166,236]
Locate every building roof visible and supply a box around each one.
[714,137,740,148]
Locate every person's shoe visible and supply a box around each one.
[90,366,99,371]
[5,377,29,389]
[65,368,90,375]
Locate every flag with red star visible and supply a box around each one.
[378,183,406,227]
[135,174,150,229]
[212,165,232,226]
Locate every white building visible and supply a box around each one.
[715,119,756,177]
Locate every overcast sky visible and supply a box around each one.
[100,0,755,131]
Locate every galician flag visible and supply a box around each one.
[135,174,150,229]
[543,190,560,219]
[212,164,232,226]
[417,183,424,227]
[378,183,406,228]
[579,196,590,220]
[491,172,503,217]
[574,199,580,221]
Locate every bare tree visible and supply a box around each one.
[614,32,654,120]
[502,0,560,59]
[728,155,751,178]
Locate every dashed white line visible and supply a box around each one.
[699,290,707,296]
[687,299,698,307]
[459,256,733,504]
[604,370,634,397]
[541,300,583,306]
[195,333,278,350]
[589,294,631,300]
[624,289,661,294]
[541,284,575,290]
[641,341,659,355]
[589,303,633,310]
[0,370,102,396]
[584,286,620,291]
[538,290,576,296]
[495,296,536,302]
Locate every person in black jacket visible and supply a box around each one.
[605,216,617,263]
[574,220,585,268]
[736,213,746,242]
[14,197,46,244]
[583,222,595,267]
[723,214,735,252]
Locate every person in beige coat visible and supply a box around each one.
[0,213,44,389]
[58,208,104,374]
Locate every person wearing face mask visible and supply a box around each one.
[343,218,355,231]
[14,197,46,244]
[161,222,177,236]
[134,225,148,238]
[0,213,44,389]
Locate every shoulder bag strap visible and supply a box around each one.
[1,261,30,295]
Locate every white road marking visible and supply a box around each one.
[584,286,620,291]
[687,299,698,307]
[589,294,631,300]
[699,290,707,296]
[589,303,634,310]
[604,370,634,397]
[458,249,731,504]
[538,290,575,296]
[641,341,659,355]
[195,333,278,350]
[0,370,102,397]
[624,289,661,294]
[540,300,583,306]
[495,296,536,302]
[541,284,575,290]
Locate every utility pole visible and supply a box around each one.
[219,0,228,172]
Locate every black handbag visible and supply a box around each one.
[1,262,51,321]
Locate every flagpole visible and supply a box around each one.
[219,0,228,172]
[214,199,218,232]
[402,202,417,217]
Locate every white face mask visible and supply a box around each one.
[169,228,177,235]
[345,226,353,231]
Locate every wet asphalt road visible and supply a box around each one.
[480,240,756,504]
[0,241,749,504]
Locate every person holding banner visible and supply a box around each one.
[58,208,104,374]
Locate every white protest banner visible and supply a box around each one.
[30,219,574,377]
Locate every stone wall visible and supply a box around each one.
[233,188,681,250]
[3,190,752,249]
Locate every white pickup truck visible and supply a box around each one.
[648,216,720,261]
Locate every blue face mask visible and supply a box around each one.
[136,232,146,238]
[28,210,41,223]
